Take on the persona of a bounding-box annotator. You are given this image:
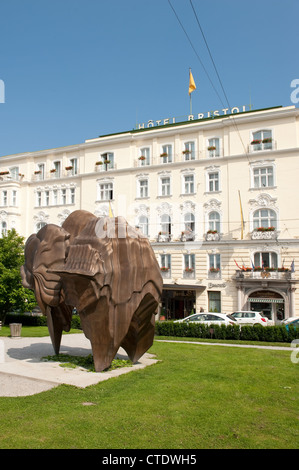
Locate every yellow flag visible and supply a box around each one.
[108,201,114,218]
[189,70,196,95]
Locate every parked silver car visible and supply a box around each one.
[231,310,268,326]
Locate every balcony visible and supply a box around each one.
[208,268,221,280]
[160,268,171,279]
[206,147,223,158]
[205,231,221,242]
[248,139,276,153]
[251,228,278,240]
[183,269,195,279]
[180,230,195,242]
[235,268,293,281]
[95,162,116,172]
[157,232,172,242]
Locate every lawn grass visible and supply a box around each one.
[0,337,298,449]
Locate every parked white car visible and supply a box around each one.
[280,316,299,324]
[231,311,268,326]
[174,312,237,326]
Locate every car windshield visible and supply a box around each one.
[226,314,237,322]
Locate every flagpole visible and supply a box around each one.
[188,68,196,115]
[238,190,244,239]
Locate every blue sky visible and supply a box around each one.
[0,0,298,157]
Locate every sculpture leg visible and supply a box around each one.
[79,298,119,372]
[46,304,73,355]
[121,293,158,363]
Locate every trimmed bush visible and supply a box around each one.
[155,321,299,343]
[5,313,82,330]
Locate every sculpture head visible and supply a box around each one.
[21,224,71,314]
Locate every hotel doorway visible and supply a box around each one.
[248,290,285,323]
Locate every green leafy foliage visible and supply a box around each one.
[0,229,37,322]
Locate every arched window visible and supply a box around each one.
[0,221,7,237]
[161,214,171,235]
[138,215,149,237]
[184,212,195,232]
[253,209,277,229]
[36,222,47,232]
[208,211,220,232]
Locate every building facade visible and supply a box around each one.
[0,105,299,323]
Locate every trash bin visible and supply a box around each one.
[9,323,22,337]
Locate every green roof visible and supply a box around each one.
[98,106,283,139]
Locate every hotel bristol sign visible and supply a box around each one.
[137,105,249,129]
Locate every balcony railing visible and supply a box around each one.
[183,269,195,279]
[248,140,276,153]
[208,269,221,279]
[235,268,293,280]
[157,232,172,242]
[251,229,278,240]
[205,231,221,242]
[160,268,171,279]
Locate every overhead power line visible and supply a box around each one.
[167,0,225,108]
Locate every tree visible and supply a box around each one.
[0,229,37,323]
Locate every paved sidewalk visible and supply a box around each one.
[0,334,158,397]
[155,339,294,351]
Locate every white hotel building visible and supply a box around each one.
[0,104,299,323]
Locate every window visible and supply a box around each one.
[139,147,150,166]
[36,163,45,180]
[161,177,171,196]
[36,191,42,207]
[209,253,221,270]
[253,166,274,188]
[253,209,277,229]
[160,144,172,163]
[137,216,149,237]
[53,189,58,205]
[184,174,194,194]
[161,214,171,235]
[138,179,148,198]
[100,152,114,170]
[208,291,221,313]
[61,189,66,205]
[251,130,273,151]
[12,190,17,206]
[99,182,113,201]
[184,213,195,233]
[208,138,220,157]
[160,254,171,269]
[183,141,195,160]
[45,191,50,206]
[209,253,221,278]
[254,252,278,269]
[208,172,219,192]
[1,221,7,237]
[36,222,46,232]
[208,211,220,232]
[10,167,19,181]
[69,158,78,175]
[2,191,7,206]
[70,187,75,204]
[53,161,61,177]
[184,254,195,277]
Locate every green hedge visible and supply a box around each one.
[5,313,82,330]
[155,321,299,343]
